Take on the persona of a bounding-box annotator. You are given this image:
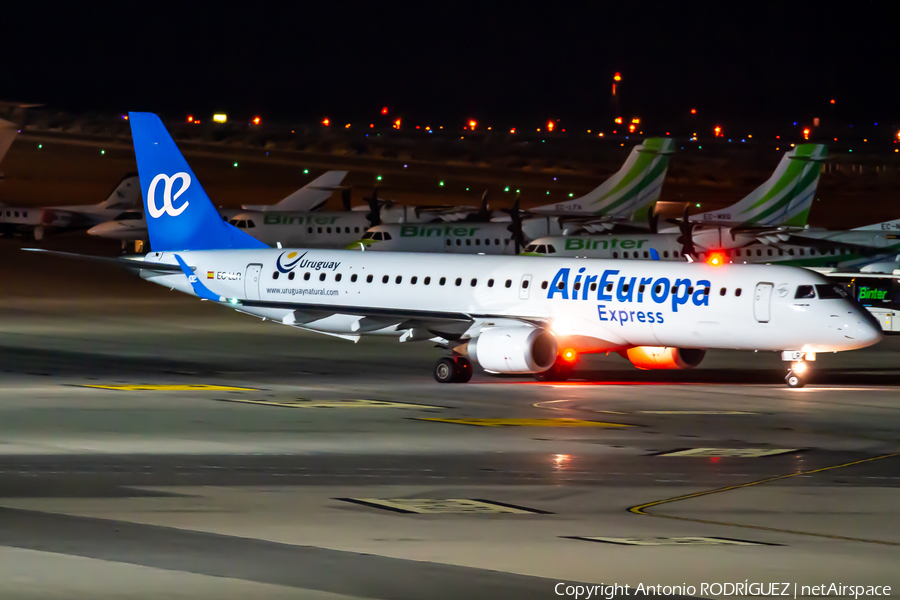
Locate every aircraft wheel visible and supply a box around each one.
[434,358,457,384]
[785,371,805,388]
[453,357,473,383]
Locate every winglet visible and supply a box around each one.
[173,254,224,302]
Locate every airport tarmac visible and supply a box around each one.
[1,258,899,599]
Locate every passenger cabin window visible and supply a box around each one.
[488,279,494,287]
[719,288,726,296]
[288,272,295,280]
[541,281,548,289]
[395,276,402,284]
[351,274,358,282]
[735,288,742,297]
[304,272,311,280]
[411,276,418,284]
[335,274,342,282]
[470,278,477,287]
[795,285,816,299]
[382,275,389,283]
[505,279,512,288]
[424,277,431,285]
[272,271,279,279]
[319,273,326,281]
[455,278,462,286]
[521,280,529,289]
[366,275,373,283]
[440,277,447,285]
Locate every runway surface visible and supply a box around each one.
[1,265,900,598]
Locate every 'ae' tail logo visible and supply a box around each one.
[147,172,191,218]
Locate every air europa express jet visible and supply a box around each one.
[28,113,883,388]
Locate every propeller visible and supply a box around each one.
[675,205,697,260]
[473,189,491,222]
[341,187,352,212]
[365,187,382,227]
[501,194,526,254]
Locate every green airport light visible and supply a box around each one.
[466,187,469,191]
[439,181,444,186]
[546,190,550,194]
[568,193,574,197]
[38,144,42,149]
[101,150,105,155]
[303,169,309,174]
[504,186,510,192]
[516,189,520,193]
[696,203,701,207]
[233,162,238,167]
[376,175,382,181]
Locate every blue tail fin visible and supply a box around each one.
[129,112,268,251]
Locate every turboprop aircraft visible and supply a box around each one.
[348,138,676,253]
[27,113,882,388]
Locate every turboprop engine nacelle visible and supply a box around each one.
[621,346,706,370]
[461,327,558,374]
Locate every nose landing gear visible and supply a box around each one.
[782,351,814,388]
[434,356,473,384]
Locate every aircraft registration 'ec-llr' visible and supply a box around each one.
[26,113,883,388]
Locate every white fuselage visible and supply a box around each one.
[138,249,881,355]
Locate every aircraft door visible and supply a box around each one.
[519,274,533,300]
[244,264,262,300]
[753,282,773,323]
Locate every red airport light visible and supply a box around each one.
[322,118,330,126]
[690,108,697,114]
[393,118,401,129]
[613,72,622,82]
[614,117,623,124]
[561,348,578,363]
[252,116,261,125]
[547,120,555,132]
[381,106,388,115]
[187,115,193,123]
[468,120,477,130]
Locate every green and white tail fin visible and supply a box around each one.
[532,137,675,217]
[692,144,827,227]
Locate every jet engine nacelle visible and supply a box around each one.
[465,327,558,374]
[621,346,706,370]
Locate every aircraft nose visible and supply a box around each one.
[86,224,106,236]
[849,307,884,347]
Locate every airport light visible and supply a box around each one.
[802,128,810,140]
[303,169,309,174]
[598,132,604,137]
[121,115,128,120]
[439,181,444,186]
[468,120,477,130]
[233,162,238,167]
[38,144,42,149]
[504,186,510,192]
[101,150,105,155]
[714,125,722,137]
[394,118,401,129]
[252,116,261,125]
[187,115,194,123]
[345,123,351,129]
[631,117,640,124]
[614,117,623,124]
[547,120,555,132]
[690,108,697,115]
[213,114,227,123]
[561,348,578,363]
[322,118,330,126]
[830,99,836,104]
[510,128,516,133]
[381,106,388,115]
[613,72,621,82]
[376,175,382,181]
[628,124,636,133]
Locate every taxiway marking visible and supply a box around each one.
[628,453,900,546]
[418,417,631,428]
[80,384,258,391]
[336,498,550,514]
[217,398,443,409]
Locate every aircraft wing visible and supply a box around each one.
[781,235,886,255]
[22,249,188,273]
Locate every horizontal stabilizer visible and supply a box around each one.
[22,248,187,273]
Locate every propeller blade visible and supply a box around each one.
[341,187,352,212]
[675,205,697,260]
[366,187,382,227]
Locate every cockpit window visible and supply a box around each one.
[794,285,816,299]
[815,284,848,299]
[245,220,256,228]
[525,244,537,253]
[537,245,547,254]
[383,232,392,241]
[373,232,384,241]
[361,232,375,240]
[546,244,557,254]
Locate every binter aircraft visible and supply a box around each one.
[28,114,882,388]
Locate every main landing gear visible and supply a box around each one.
[782,351,814,388]
[434,356,473,384]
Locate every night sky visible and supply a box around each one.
[2,3,894,127]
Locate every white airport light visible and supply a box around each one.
[213,114,227,123]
